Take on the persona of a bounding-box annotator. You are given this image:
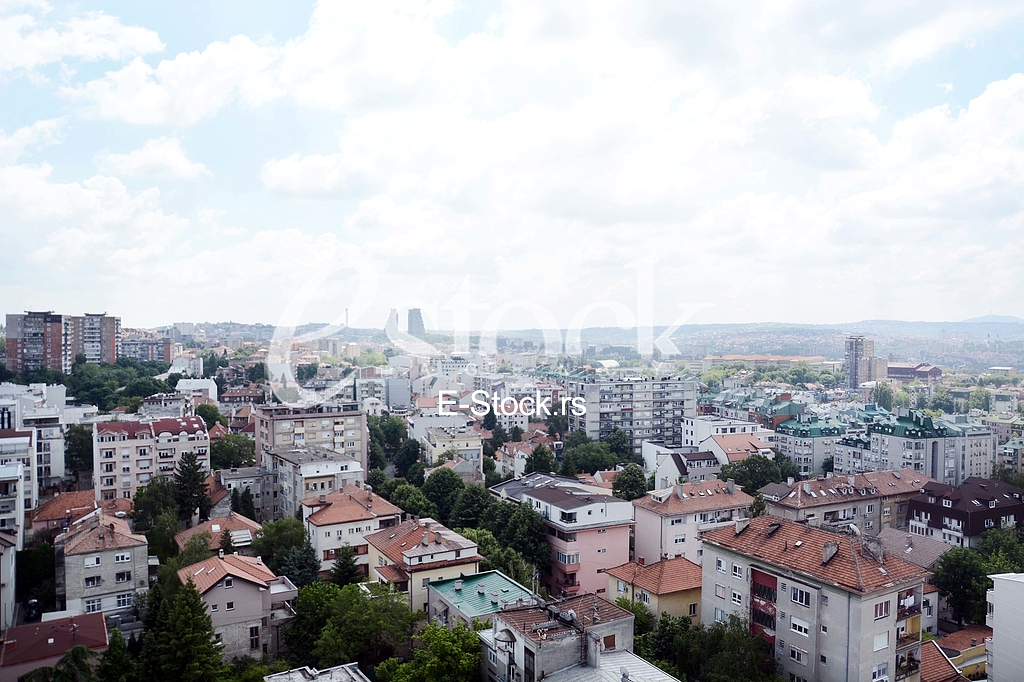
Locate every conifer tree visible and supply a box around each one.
[158,579,223,682]
[278,537,321,587]
[329,544,363,586]
[98,628,136,682]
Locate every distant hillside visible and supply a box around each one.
[961,315,1024,324]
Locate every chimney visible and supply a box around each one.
[734,518,750,535]
[454,579,463,590]
[848,476,855,486]
[319,494,326,504]
[787,477,794,485]
[972,638,977,647]
[638,556,645,566]
[803,482,811,494]
[218,549,225,559]
[422,533,429,546]
[675,482,684,500]
[727,478,735,495]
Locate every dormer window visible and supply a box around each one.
[990,501,997,509]
[942,499,952,508]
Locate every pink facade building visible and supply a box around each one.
[520,485,633,598]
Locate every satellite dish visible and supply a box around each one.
[850,524,861,536]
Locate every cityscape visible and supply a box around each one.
[3,2,1024,682]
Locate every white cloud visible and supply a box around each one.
[96,137,209,180]
[0,7,163,72]
[0,118,62,163]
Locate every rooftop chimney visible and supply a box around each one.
[675,482,684,500]
[638,556,645,566]
[727,478,735,495]
[422,533,429,546]
[218,549,225,559]
[734,518,750,535]
[319,494,326,504]
[787,477,794,485]
[454,579,463,590]
[848,476,856,486]
[803,482,811,494]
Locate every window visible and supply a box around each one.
[116,593,133,608]
[115,552,131,563]
[872,662,889,679]
[820,655,827,665]
[556,552,580,565]
[821,625,828,634]
[689,603,698,617]
[84,576,100,588]
[874,600,890,620]
[640,591,650,604]
[617,581,627,594]
[115,571,131,583]
[731,591,742,606]
[597,548,606,554]
[250,626,260,650]
[84,556,101,568]
[867,504,874,513]
[942,499,952,507]
[674,535,686,544]
[211,604,219,612]
[85,598,102,613]
[714,608,726,622]
[670,518,683,525]
[821,594,828,606]
[423,578,431,588]
[790,617,809,636]
[791,587,810,607]
[716,558,726,573]
[227,602,235,611]
[733,564,743,578]
[715,584,726,599]
[489,650,497,665]
[789,646,806,665]
[873,631,889,651]
[224,577,233,589]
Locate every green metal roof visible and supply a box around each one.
[429,571,534,618]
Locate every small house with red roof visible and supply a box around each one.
[301,485,402,574]
[0,612,108,680]
[605,556,703,621]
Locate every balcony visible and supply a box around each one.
[896,631,920,650]
[897,604,921,621]
[895,655,920,680]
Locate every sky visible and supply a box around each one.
[2,0,1024,333]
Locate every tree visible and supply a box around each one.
[502,503,549,571]
[132,477,178,532]
[65,424,95,476]
[158,579,223,682]
[422,467,466,523]
[329,544,363,587]
[313,583,421,669]
[571,442,618,474]
[395,439,422,478]
[545,404,568,440]
[174,451,211,524]
[604,428,631,459]
[564,430,591,449]
[612,463,648,501]
[559,450,578,477]
[873,382,894,411]
[615,596,656,636]
[175,533,214,570]
[749,491,767,518]
[455,528,533,586]
[524,444,555,474]
[509,425,524,442]
[253,518,307,572]
[719,455,782,493]
[821,456,835,475]
[369,441,387,470]
[448,485,494,530]
[219,528,237,555]
[146,510,182,563]
[482,411,497,431]
[98,628,135,682]
[277,537,321,587]
[390,484,438,518]
[933,547,990,625]
[285,581,344,668]
[774,451,801,482]
[929,387,954,413]
[237,487,256,521]
[246,362,268,383]
[381,416,408,452]
[24,645,97,682]
[367,467,388,493]
[376,621,481,682]
[210,433,255,470]
[489,425,508,450]
[195,403,227,430]
[970,388,991,411]
[405,462,426,487]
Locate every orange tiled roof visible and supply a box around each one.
[710,434,771,454]
[497,594,631,643]
[375,564,409,583]
[702,516,929,595]
[633,481,752,517]
[60,515,146,555]
[302,485,402,527]
[775,469,935,510]
[920,640,969,682]
[174,512,262,551]
[176,553,277,594]
[937,624,992,654]
[365,518,481,570]
[33,491,96,523]
[604,556,703,595]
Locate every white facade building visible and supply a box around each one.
[987,573,1024,682]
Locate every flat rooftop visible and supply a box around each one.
[430,571,535,618]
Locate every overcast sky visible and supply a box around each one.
[2,0,1024,332]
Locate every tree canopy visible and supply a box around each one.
[210,433,255,469]
[377,621,481,682]
[421,467,465,523]
[612,463,648,501]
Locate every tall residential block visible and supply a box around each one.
[6,312,121,374]
[407,308,425,337]
[845,335,887,390]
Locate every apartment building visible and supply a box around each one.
[5,312,120,373]
[426,571,535,628]
[908,478,1024,548]
[765,470,935,535]
[702,516,929,682]
[633,480,751,565]
[421,427,483,470]
[566,376,698,454]
[775,415,848,475]
[650,449,722,487]
[845,335,887,389]
[254,402,367,473]
[177,552,297,661]
[365,518,481,613]
[93,417,209,501]
[0,530,15,630]
[867,410,995,486]
[520,485,633,597]
[482,594,642,682]
[605,556,703,621]
[301,484,402,574]
[268,445,364,520]
[987,573,1024,682]
[682,415,770,448]
[212,466,275,521]
[0,426,37,515]
[0,463,25,550]
[55,514,149,618]
[834,434,875,474]
[0,382,68,490]
[121,332,174,363]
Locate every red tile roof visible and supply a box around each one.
[937,624,992,654]
[604,557,703,595]
[301,485,402,527]
[710,434,771,455]
[33,491,96,523]
[208,423,229,440]
[375,564,409,583]
[365,518,481,571]
[0,428,32,441]
[152,416,207,435]
[633,481,752,517]
[59,515,147,555]
[95,421,152,438]
[497,594,632,643]
[920,640,969,682]
[174,512,262,552]
[177,553,278,594]
[702,516,929,595]
[0,613,108,669]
